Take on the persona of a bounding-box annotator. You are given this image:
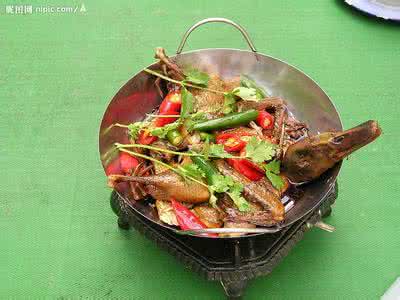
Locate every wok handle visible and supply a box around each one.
[176,17,257,54]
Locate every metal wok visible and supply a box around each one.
[99,18,342,237]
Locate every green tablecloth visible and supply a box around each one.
[1,1,399,299]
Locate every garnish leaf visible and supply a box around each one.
[264,159,281,174]
[179,163,205,180]
[202,139,210,160]
[183,68,209,86]
[240,75,269,98]
[228,183,250,212]
[223,92,237,114]
[184,111,208,131]
[209,174,250,212]
[150,120,181,139]
[180,87,194,118]
[232,87,260,101]
[128,121,148,140]
[245,136,277,163]
[264,159,285,190]
[265,172,285,190]
[210,174,235,193]
[207,144,234,158]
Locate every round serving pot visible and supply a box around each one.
[99,18,342,237]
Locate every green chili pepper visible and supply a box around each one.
[192,110,259,132]
[167,129,183,146]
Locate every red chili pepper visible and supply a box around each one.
[227,158,264,181]
[171,199,217,237]
[153,110,180,127]
[105,152,139,175]
[137,130,158,145]
[227,149,265,181]
[119,152,139,174]
[159,91,182,113]
[216,133,246,152]
[256,110,274,129]
[105,157,122,176]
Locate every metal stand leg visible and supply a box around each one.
[110,191,130,230]
[221,279,248,300]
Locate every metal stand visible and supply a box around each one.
[110,183,337,299]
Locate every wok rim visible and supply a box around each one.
[99,47,343,239]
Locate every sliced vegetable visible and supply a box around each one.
[119,152,139,174]
[154,110,180,127]
[159,90,182,113]
[199,132,216,143]
[216,133,246,152]
[171,198,217,237]
[127,121,148,140]
[150,120,181,139]
[256,110,274,130]
[227,158,264,181]
[138,130,158,145]
[166,129,183,146]
[192,110,259,132]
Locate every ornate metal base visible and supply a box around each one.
[110,183,337,299]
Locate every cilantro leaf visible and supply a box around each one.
[128,121,148,140]
[245,136,277,163]
[232,87,261,101]
[184,111,208,131]
[264,159,281,174]
[202,139,210,160]
[180,87,194,118]
[183,68,209,86]
[265,172,285,191]
[208,174,250,212]
[223,92,237,114]
[178,163,205,180]
[264,159,285,190]
[228,184,250,212]
[150,120,181,139]
[207,144,234,158]
[240,75,269,99]
[210,174,234,193]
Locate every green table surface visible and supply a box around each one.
[1,1,399,299]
